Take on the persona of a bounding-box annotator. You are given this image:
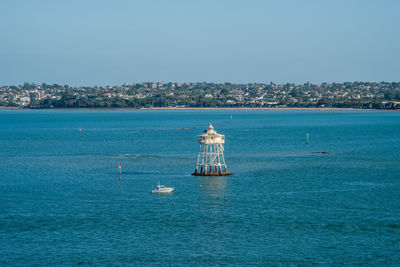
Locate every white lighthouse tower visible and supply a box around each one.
[193,124,231,176]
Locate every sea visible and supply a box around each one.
[0,109,399,266]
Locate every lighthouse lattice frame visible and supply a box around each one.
[192,124,231,176]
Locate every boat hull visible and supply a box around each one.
[152,188,174,193]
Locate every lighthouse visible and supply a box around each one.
[192,124,231,176]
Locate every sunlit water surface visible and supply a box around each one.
[1,110,399,265]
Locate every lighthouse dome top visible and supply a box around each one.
[198,124,225,144]
[206,123,216,133]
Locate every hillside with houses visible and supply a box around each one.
[1,81,400,109]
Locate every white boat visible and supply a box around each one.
[152,183,174,194]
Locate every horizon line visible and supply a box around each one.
[2,80,400,88]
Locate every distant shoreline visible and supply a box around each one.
[1,106,398,111]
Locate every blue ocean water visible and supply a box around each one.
[0,110,399,265]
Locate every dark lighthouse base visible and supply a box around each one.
[192,169,232,176]
[192,172,232,176]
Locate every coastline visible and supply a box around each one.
[0,106,395,111]
[140,107,386,111]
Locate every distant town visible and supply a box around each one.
[1,81,400,109]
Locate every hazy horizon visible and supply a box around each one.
[2,80,400,88]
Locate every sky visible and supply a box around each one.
[0,0,399,86]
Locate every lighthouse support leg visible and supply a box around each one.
[192,142,231,176]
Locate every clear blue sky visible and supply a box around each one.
[0,0,399,86]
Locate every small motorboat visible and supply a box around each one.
[152,182,174,194]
